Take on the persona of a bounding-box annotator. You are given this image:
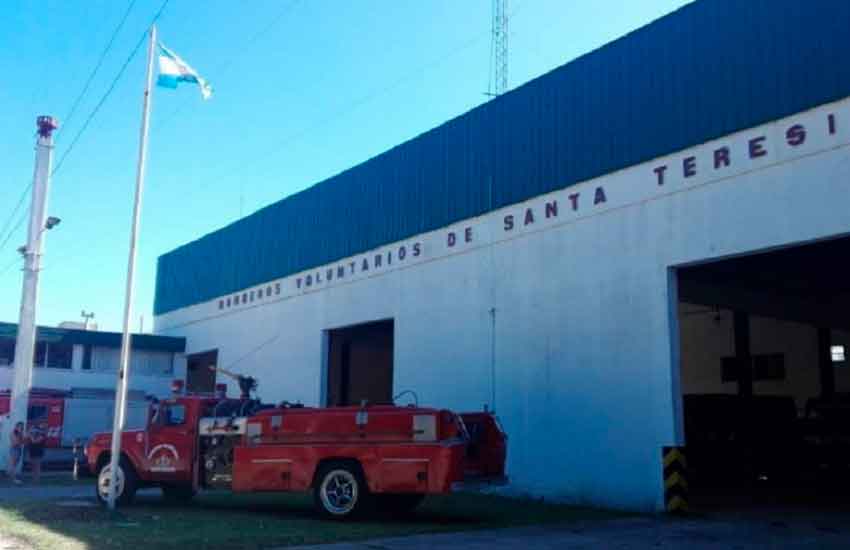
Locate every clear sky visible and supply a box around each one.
[0,0,690,332]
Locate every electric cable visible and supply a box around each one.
[215,29,492,189]
[0,212,27,258]
[60,0,140,139]
[52,0,171,177]
[0,256,21,278]
[0,184,32,252]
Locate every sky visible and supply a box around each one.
[0,0,690,332]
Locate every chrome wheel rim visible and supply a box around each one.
[97,464,125,501]
[320,469,358,515]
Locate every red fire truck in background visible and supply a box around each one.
[0,388,65,447]
[0,387,151,464]
[86,370,507,518]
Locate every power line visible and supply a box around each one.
[60,0,140,138]
[0,183,32,252]
[0,212,27,257]
[0,256,21,278]
[217,29,493,193]
[52,0,171,177]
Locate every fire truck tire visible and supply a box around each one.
[313,462,370,519]
[161,484,196,503]
[95,456,138,507]
[375,494,425,515]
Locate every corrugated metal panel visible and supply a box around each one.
[155,0,850,315]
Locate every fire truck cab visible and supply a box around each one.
[86,386,507,518]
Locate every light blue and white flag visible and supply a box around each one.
[157,43,212,100]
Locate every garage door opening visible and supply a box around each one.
[675,237,850,513]
[186,349,218,393]
[326,319,394,407]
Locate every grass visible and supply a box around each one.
[0,490,621,550]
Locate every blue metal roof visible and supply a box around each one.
[0,322,186,353]
[154,0,850,315]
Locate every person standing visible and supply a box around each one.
[27,425,45,484]
[7,422,25,484]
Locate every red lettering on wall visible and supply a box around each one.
[447,232,456,247]
[748,136,767,158]
[828,113,836,135]
[524,208,535,226]
[653,165,667,186]
[568,193,580,211]
[683,156,697,178]
[545,201,558,218]
[786,124,806,146]
[465,227,473,242]
[412,243,421,256]
[503,215,514,231]
[594,187,607,205]
[713,147,730,169]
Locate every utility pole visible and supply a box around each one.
[4,116,59,463]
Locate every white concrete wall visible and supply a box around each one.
[155,97,850,511]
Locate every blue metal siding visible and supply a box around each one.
[155,0,850,315]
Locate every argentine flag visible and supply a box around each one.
[157,43,212,100]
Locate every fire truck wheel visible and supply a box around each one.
[314,462,368,519]
[161,484,196,503]
[95,457,138,507]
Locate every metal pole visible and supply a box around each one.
[4,116,58,475]
[107,24,156,510]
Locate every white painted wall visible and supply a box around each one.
[155,97,850,511]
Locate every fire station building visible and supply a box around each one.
[153,0,850,511]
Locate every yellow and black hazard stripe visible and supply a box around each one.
[662,446,688,514]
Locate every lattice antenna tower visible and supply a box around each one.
[488,0,509,97]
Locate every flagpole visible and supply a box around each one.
[106,24,157,511]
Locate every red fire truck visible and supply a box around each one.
[86,373,507,518]
[0,388,66,447]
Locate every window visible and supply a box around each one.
[1,339,72,369]
[34,341,47,367]
[831,345,845,363]
[0,338,14,366]
[721,353,786,382]
[27,405,48,422]
[82,345,92,370]
[164,404,186,425]
[46,342,73,369]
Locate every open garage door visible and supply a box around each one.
[326,320,394,407]
[676,237,850,513]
